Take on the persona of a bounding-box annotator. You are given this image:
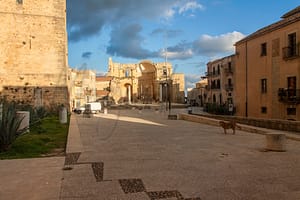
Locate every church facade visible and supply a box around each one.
[106,58,185,104]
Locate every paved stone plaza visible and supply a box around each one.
[1,108,300,200]
[61,109,300,200]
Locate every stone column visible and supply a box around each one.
[128,85,131,104]
[159,84,163,102]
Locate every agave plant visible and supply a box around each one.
[0,100,24,152]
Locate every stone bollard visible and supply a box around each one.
[16,111,30,133]
[265,133,286,151]
[59,107,68,124]
[104,108,108,114]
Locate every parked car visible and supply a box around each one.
[73,106,85,114]
[73,102,102,114]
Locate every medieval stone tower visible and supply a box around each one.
[0,0,69,108]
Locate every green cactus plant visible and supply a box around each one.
[0,100,24,152]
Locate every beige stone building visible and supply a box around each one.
[95,76,112,99]
[187,78,208,106]
[206,55,235,107]
[69,69,96,109]
[107,58,185,104]
[0,0,69,108]
[235,6,300,120]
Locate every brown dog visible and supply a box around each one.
[219,120,238,134]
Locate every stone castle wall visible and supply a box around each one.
[0,0,69,108]
[1,86,69,109]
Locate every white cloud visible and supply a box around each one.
[161,49,194,60]
[185,73,201,89]
[164,8,176,19]
[193,31,246,56]
[179,1,205,14]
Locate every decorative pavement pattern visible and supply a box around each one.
[64,153,202,200]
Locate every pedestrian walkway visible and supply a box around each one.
[61,108,300,200]
[1,108,300,200]
[0,157,64,200]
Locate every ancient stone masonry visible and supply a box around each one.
[0,0,69,108]
[106,58,185,104]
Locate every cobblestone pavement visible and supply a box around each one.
[60,108,300,200]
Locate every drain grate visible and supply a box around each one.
[119,178,146,194]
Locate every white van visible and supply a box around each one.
[74,102,102,114]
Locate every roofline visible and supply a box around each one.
[235,11,300,45]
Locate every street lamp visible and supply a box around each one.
[163,66,172,116]
[163,66,168,111]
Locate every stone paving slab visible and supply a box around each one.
[0,157,65,200]
[61,109,300,200]
[2,108,299,200]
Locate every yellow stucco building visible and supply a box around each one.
[235,6,300,120]
[206,55,235,107]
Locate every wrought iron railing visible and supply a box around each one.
[278,88,300,104]
[282,45,299,60]
[225,84,234,91]
[224,68,233,75]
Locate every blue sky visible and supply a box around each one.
[67,0,300,89]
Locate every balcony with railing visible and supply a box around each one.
[211,84,221,90]
[205,71,221,77]
[224,68,233,75]
[225,84,234,91]
[282,45,299,60]
[278,88,300,104]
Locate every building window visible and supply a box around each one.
[261,43,267,56]
[228,62,232,72]
[283,32,298,59]
[287,76,296,99]
[217,79,220,89]
[288,32,297,56]
[16,0,23,4]
[261,107,267,114]
[261,79,267,93]
[213,94,216,103]
[287,107,296,115]
[228,78,232,86]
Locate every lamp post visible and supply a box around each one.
[163,66,172,116]
[163,66,168,111]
